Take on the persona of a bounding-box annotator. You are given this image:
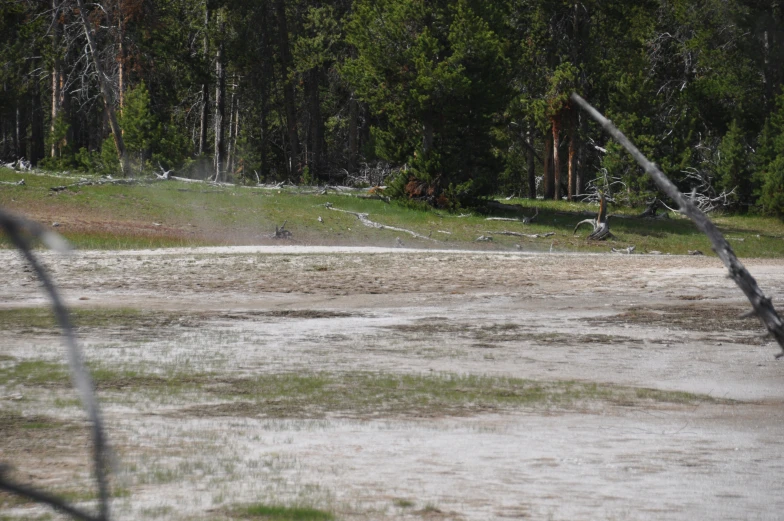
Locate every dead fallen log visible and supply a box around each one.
[573,193,612,240]
[50,178,144,191]
[486,208,538,224]
[486,231,555,239]
[0,179,24,186]
[572,92,784,358]
[324,204,437,241]
[487,201,539,222]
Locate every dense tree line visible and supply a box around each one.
[1,0,782,213]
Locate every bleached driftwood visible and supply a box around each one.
[486,231,555,239]
[572,92,784,358]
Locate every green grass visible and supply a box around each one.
[241,504,334,520]
[0,306,154,331]
[0,359,720,414]
[2,168,783,255]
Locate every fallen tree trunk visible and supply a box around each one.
[571,92,784,358]
[487,231,555,239]
[50,179,146,191]
[324,203,437,241]
[485,208,538,224]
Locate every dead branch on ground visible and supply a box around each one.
[486,230,555,239]
[572,92,784,358]
[324,203,437,241]
[486,208,538,224]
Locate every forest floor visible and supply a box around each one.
[1,246,783,520]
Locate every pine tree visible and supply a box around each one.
[119,82,160,175]
[716,120,751,210]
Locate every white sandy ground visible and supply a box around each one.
[1,246,784,520]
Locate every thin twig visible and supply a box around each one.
[0,208,111,519]
[571,92,784,358]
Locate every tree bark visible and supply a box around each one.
[214,10,226,181]
[76,0,127,176]
[543,131,554,199]
[275,0,299,179]
[551,114,562,200]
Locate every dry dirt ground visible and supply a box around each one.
[1,246,784,520]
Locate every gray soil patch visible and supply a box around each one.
[1,248,783,521]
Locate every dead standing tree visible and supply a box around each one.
[0,209,111,521]
[571,92,784,358]
[76,0,127,177]
[573,192,612,240]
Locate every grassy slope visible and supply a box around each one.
[1,168,783,256]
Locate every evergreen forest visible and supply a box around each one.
[2,0,783,214]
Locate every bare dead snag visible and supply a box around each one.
[571,92,784,358]
[573,193,612,240]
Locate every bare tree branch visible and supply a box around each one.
[0,468,101,521]
[0,208,111,520]
[571,92,784,358]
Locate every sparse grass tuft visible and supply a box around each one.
[241,504,334,520]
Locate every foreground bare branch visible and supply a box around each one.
[571,93,784,358]
[0,209,111,520]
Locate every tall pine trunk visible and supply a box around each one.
[199,3,210,156]
[275,0,299,180]
[543,131,554,199]
[527,125,536,199]
[567,107,577,201]
[214,10,226,181]
[51,0,62,158]
[551,114,562,200]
